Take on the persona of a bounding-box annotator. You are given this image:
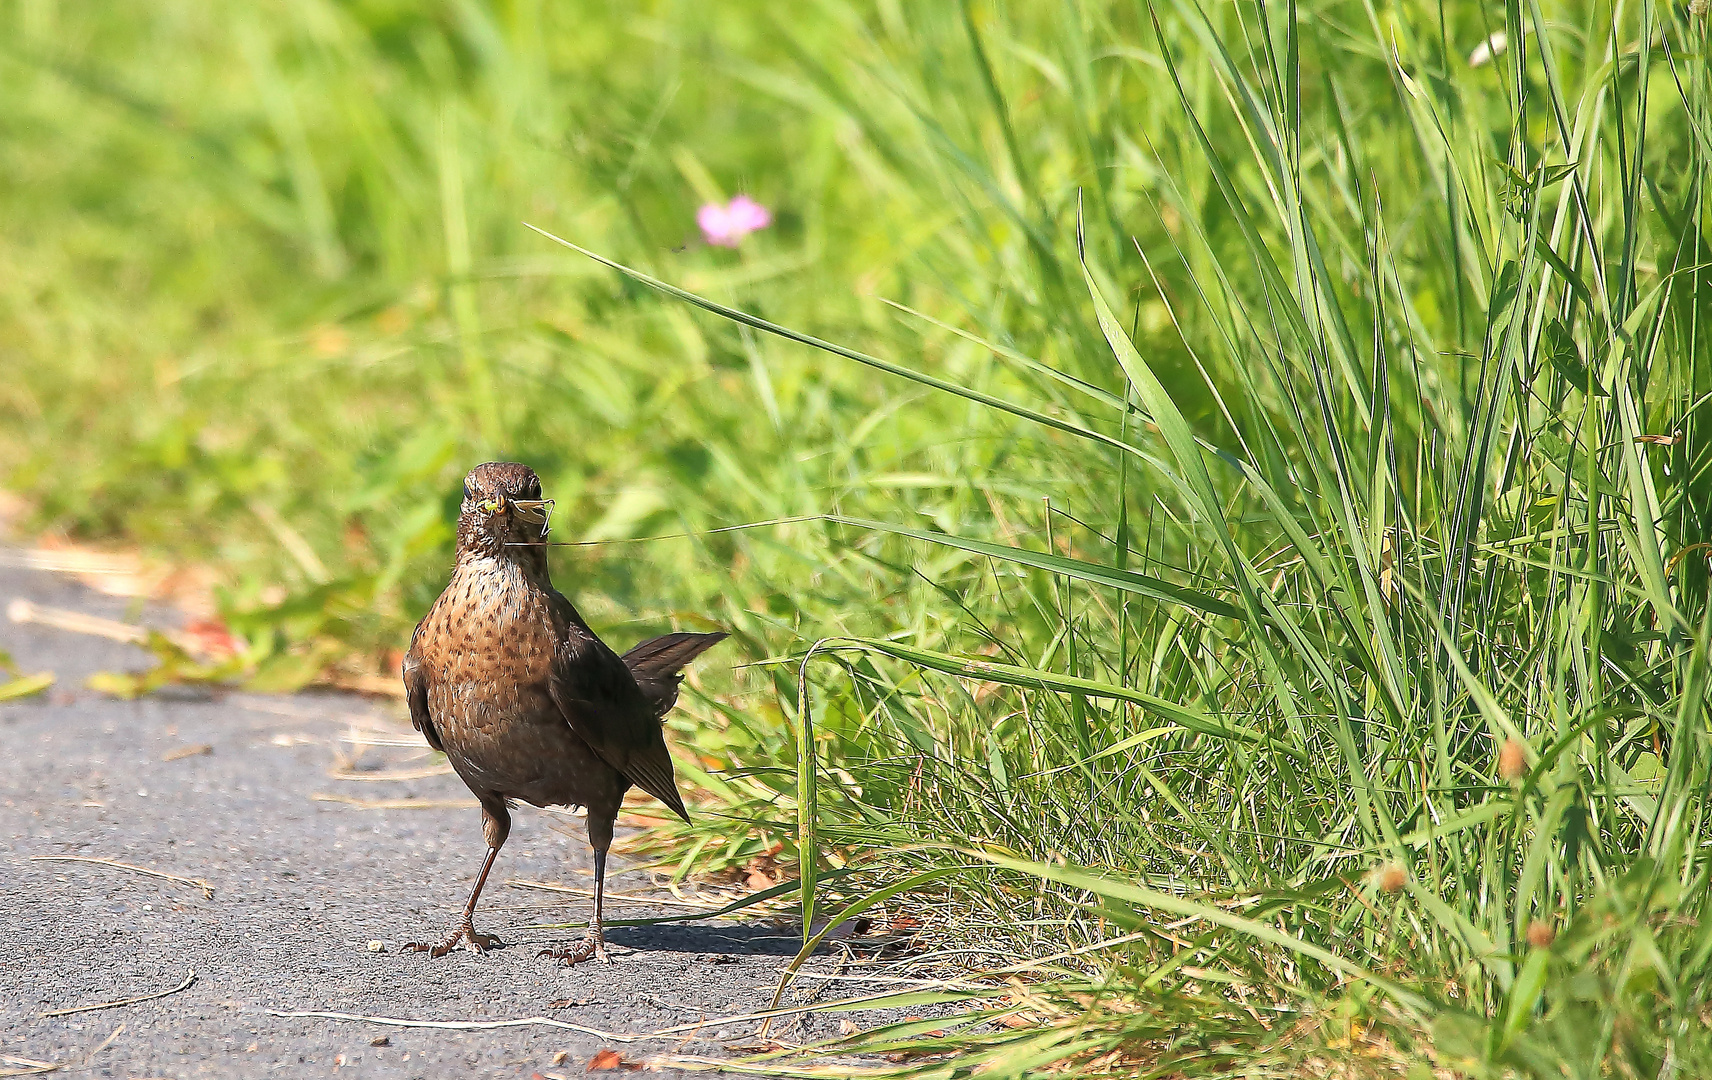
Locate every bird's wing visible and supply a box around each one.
[621,631,728,719]
[549,612,690,823]
[402,628,442,753]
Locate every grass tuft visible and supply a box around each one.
[5,0,1712,1073]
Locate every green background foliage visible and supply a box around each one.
[4,0,1711,1074]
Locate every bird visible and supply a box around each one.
[400,461,725,965]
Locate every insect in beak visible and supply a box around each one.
[508,498,554,537]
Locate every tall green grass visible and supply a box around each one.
[4,0,1710,1074]
[553,1,1712,1073]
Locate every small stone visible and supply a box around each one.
[551,1051,569,1065]
[367,940,386,952]
[370,1036,390,1047]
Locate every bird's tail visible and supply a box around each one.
[620,631,726,824]
[622,631,728,679]
[622,631,727,721]
[619,744,693,824]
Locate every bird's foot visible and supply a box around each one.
[540,932,608,966]
[405,922,504,958]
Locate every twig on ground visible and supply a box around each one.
[161,743,213,762]
[40,972,196,1018]
[86,1026,125,1061]
[310,793,476,810]
[7,599,148,644]
[4,599,217,661]
[31,855,214,899]
[0,1021,125,1076]
[269,986,975,1045]
[266,1010,631,1041]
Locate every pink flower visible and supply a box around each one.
[697,195,772,248]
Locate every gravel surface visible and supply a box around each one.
[0,558,863,1078]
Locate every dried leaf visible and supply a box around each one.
[0,671,53,702]
[743,852,782,890]
[182,618,238,659]
[589,1050,623,1071]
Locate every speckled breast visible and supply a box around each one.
[417,557,616,808]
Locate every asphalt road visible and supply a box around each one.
[0,558,863,1078]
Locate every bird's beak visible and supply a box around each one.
[508,498,554,537]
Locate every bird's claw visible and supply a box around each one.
[540,933,608,966]
[406,923,504,957]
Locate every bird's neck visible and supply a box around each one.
[453,531,552,587]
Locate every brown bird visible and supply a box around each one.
[401,461,724,964]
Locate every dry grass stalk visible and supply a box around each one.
[39,971,196,1018]
[30,855,213,899]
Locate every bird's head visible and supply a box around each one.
[455,461,554,560]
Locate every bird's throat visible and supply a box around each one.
[454,520,552,585]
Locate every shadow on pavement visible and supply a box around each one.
[596,922,806,956]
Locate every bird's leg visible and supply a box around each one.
[406,845,505,956]
[542,816,612,965]
[408,799,509,957]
